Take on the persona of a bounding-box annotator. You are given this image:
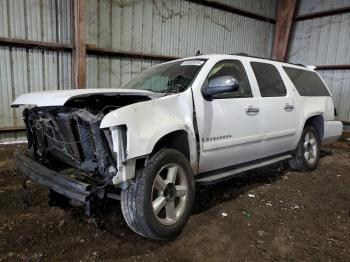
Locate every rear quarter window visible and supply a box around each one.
[283,67,330,96]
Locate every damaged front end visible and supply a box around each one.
[23,106,117,181]
[16,94,151,210]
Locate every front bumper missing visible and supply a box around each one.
[15,152,92,203]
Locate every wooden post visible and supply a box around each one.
[272,0,298,61]
[73,0,86,89]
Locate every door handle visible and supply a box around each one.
[284,103,294,111]
[246,106,260,115]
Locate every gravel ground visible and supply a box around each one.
[0,141,349,261]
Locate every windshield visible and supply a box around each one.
[122,59,206,93]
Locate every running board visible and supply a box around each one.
[195,154,292,185]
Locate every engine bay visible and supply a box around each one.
[22,94,151,185]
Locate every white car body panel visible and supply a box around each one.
[190,57,265,172]
[323,120,343,144]
[100,89,198,172]
[11,88,154,107]
[12,54,343,185]
[258,64,298,156]
[190,55,342,173]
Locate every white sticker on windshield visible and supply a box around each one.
[181,60,204,66]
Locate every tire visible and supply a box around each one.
[289,125,321,172]
[121,148,195,240]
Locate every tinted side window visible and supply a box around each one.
[283,67,330,96]
[251,62,287,97]
[205,60,252,99]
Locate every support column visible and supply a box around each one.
[73,0,87,89]
[272,0,298,61]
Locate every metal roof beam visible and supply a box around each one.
[296,6,350,21]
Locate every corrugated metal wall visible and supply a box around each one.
[0,0,72,142]
[0,0,277,142]
[86,0,276,89]
[214,0,277,18]
[297,0,350,15]
[288,0,350,122]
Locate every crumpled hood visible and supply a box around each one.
[11,88,155,107]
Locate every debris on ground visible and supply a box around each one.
[0,143,349,261]
[242,211,251,218]
[257,230,269,237]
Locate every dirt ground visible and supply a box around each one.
[0,141,349,262]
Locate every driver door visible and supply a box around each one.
[197,60,264,173]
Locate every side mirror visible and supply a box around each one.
[202,76,239,100]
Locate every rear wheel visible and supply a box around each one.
[289,125,321,171]
[121,149,195,240]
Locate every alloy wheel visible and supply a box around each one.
[303,131,318,165]
[151,163,188,225]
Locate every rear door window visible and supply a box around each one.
[283,66,330,96]
[251,62,287,97]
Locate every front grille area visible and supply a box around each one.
[23,107,115,179]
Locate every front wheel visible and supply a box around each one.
[289,125,321,171]
[121,149,195,240]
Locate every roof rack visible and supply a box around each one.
[230,53,306,67]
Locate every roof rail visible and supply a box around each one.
[230,53,306,68]
[233,52,248,56]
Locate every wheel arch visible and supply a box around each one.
[151,130,190,160]
[150,130,197,173]
[289,115,323,172]
[304,114,324,140]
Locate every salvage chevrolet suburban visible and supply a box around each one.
[12,54,343,240]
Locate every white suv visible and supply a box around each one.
[12,54,343,240]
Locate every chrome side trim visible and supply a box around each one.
[264,129,296,140]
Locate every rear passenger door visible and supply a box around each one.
[250,62,297,157]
